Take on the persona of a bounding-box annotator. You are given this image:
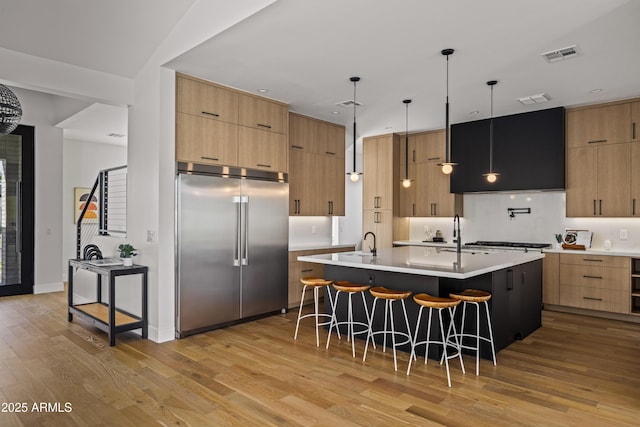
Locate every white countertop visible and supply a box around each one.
[297,246,544,279]
[289,243,356,252]
[395,240,640,257]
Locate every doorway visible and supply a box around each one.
[0,125,34,296]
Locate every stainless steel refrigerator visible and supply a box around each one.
[176,163,288,338]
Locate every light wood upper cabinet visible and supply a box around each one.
[176,74,289,173]
[566,143,630,217]
[239,94,288,135]
[631,143,640,216]
[176,75,238,124]
[238,126,287,172]
[363,134,395,211]
[414,129,446,163]
[566,103,631,148]
[176,112,238,165]
[632,101,640,142]
[288,113,346,216]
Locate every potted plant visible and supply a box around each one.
[554,233,563,248]
[118,243,137,266]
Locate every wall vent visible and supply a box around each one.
[541,45,579,63]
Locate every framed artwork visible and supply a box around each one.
[74,187,99,224]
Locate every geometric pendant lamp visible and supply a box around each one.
[0,84,22,136]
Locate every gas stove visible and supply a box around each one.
[464,241,551,252]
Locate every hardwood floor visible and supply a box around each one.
[1,289,640,426]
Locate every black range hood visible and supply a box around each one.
[450,106,565,193]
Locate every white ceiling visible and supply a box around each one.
[2,0,640,144]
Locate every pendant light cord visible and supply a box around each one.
[489,83,494,173]
[405,101,409,179]
[352,77,358,173]
[445,54,450,163]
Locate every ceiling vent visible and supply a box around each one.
[541,45,579,63]
[336,100,362,108]
[517,93,551,105]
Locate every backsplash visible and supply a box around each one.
[410,191,640,251]
[289,216,333,247]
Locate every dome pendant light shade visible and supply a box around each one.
[402,99,412,188]
[439,48,457,175]
[483,80,500,184]
[347,76,362,183]
[0,84,22,136]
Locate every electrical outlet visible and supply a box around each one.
[620,229,628,240]
[147,230,155,242]
[311,226,317,234]
[368,274,375,285]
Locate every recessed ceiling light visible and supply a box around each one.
[590,88,603,93]
[384,126,393,130]
[331,111,340,114]
[257,88,269,93]
[469,110,480,115]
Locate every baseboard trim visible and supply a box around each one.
[544,304,640,324]
[149,326,175,343]
[34,282,64,294]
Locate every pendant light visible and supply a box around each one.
[402,99,412,188]
[347,76,362,182]
[0,84,22,136]
[483,80,500,183]
[439,49,457,175]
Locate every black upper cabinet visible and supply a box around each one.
[450,106,565,193]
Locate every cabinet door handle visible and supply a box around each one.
[587,139,607,144]
[291,145,304,149]
[583,296,603,301]
[507,269,514,291]
[583,258,602,262]
[201,156,219,161]
[433,203,438,216]
[301,269,313,273]
[412,203,416,216]
[599,199,602,215]
[633,122,636,140]
[593,200,597,216]
[428,157,441,161]
[634,199,637,216]
[583,275,603,279]
[257,163,272,168]
[325,151,336,156]
[257,123,272,129]
[522,271,526,285]
[412,150,416,163]
[201,111,219,117]
[295,199,300,214]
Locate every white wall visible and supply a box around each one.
[62,139,126,281]
[9,87,64,293]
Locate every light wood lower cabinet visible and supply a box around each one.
[542,252,560,305]
[558,253,630,314]
[288,246,355,309]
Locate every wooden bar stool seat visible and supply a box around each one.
[294,277,338,347]
[363,286,413,372]
[406,293,465,387]
[326,281,372,357]
[448,289,496,375]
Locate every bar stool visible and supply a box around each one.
[448,289,497,375]
[326,281,372,357]
[362,286,413,372]
[294,277,338,347]
[406,293,464,387]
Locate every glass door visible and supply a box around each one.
[0,125,34,296]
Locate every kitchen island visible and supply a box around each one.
[298,246,544,358]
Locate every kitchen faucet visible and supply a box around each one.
[364,232,377,256]
[453,214,461,254]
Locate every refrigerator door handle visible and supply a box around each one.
[233,195,242,266]
[241,195,249,265]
